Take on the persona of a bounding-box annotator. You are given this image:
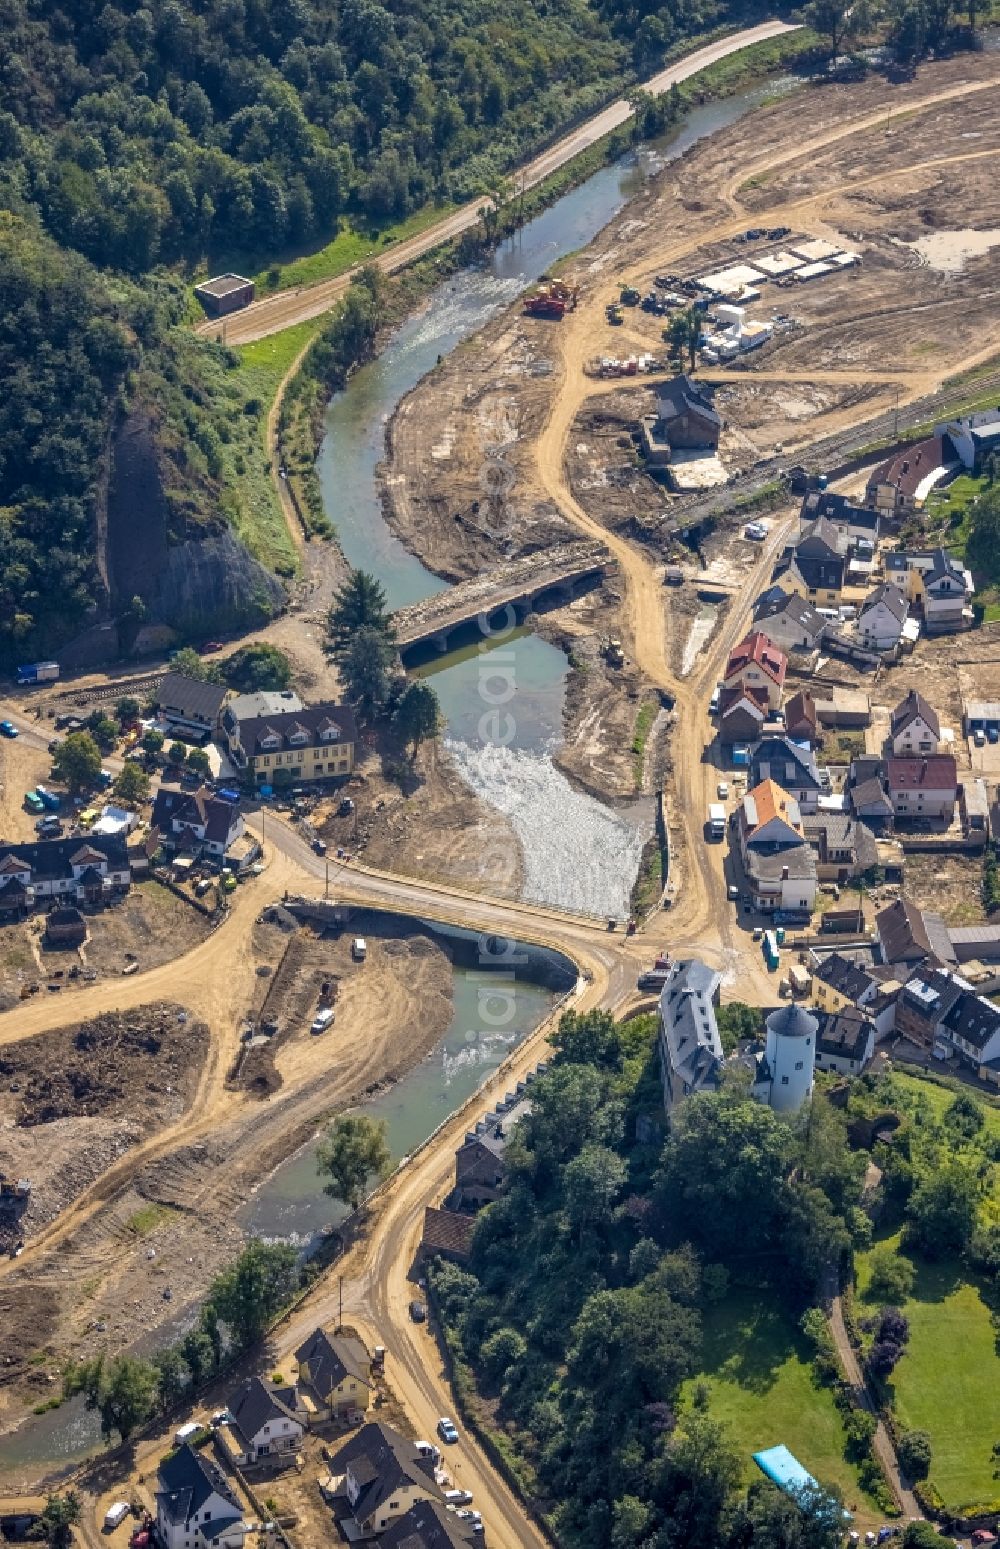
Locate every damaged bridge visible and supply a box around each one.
[393,540,616,659]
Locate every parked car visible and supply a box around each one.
[744,521,768,541]
[0,720,19,738]
[444,1489,474,1507]
[974,728,987,746]
[409,1299,426,1323]
[717,781,729,799]
[437,1417,459,1444]
[727,884,739,901]
[312,838,327,855]
[989,727,999,745]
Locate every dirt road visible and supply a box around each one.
[196,23,800,346]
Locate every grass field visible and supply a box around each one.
[679,1288,874,1510]
[856,1233,998,1511]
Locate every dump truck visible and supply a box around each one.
[523,279,578,319]
[606,303,624,325]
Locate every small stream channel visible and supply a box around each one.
[317,78,798,919]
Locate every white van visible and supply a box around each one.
[413,1439,440,1462]
[352,937,367,961]
[174,1421,202,1446]
[311,1006,335,1035]
[103,1503,131,1531]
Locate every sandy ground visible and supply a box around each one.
[0,738,53,843]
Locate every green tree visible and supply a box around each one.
[142,728,165,756]
[52,731,102,793]
[34,1492,81,1548]
[740,1479,846,1549]
[186,745,211,776]
[153,1345,187,1407]
[715,1001,761,1055]
[480,1326,527,1381]
[903,1522,956,1549]
[904,1163,979,1260]
[64,1353,159,1441]
[666,307,701,370]
[225,643,293,693]
[804,0,860,56]
[561,1143,627,1238]
[339,626,395,721]
[550,1007,623,1070]
[317,1113,392,1210]
[86,712,121,752]
[865,1246,915,1304]
[393,680,440,758]
[115,695,142,724]
[168,741,187,766]
[326,571,395,658]
[170,647,214,681]
[180,1327,215,1386]
[611,1495,654,1549]
[206,1240,299,1352]
[113,762,149,806]
[897,1428,932,1480]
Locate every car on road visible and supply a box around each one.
[409,1299,426,1323]
[717,781,729,799]
[454,1510,483,1530]
[312,839,327,855]
[727,884,740,901]
[0,720,18,738]
[437,1417,459,1444]
[444,1490,474,1507]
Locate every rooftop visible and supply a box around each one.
[194,273,253,299]
[886,755,957,791]
[157,671,228,722]
[891,689,940,739]
[726,630,787,688]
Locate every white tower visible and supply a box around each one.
[761,1003,817,1112]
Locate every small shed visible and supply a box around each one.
[45,906,87,946]
[194,273,255,317]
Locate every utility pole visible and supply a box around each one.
[893,384,901,442]
[338,1274,343,1332]
[325,859,330,899]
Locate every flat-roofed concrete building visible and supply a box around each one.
[194,273,255,317]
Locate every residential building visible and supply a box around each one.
[740,779,806,853]
[802,812,878,882]
[884,548,973,633]
[811,952,881,1015]
[857,584,909,652]
[773,518,847,605]
[937,409,1000,473]
[784,690,819,744]
[886,755,958,823]
[151,785,245,859]
[652,374,722,449]
[658,959,724,1118]
[0,835,130,919]
[220,691,303,758]
[814,689,871,730]
[889,690,940,758]
[749,737,826,814]
[875,895,955,968]
[453,1092,532,1208]
[155,1444,248,1549]
[228,702,357,785]
[865,436,951,516]
[156,672,228,742]
[752,588,829,653]
[221,1377,304,1467]
[326,1421,444,1539]
[940,991,1000,1075]
[739,779,817,914]
[295,1328,372,1421]
[718,683,769,745]
[723,631,787,711]
[379,1503,478,1548]
[753,1003,817,1112]
[44,905,87,945]
[846,758,893,827]
[419,1205,476,1263]
[799,489,881,541]
[814,1006,876,1075]
[894,966,967,1048]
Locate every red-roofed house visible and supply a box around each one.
[723,631,787,711]
[886,756,957,823]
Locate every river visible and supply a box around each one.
[316,79,798,919]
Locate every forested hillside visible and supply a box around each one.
[0,0,729,273]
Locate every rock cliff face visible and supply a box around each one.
[105,406,285,643]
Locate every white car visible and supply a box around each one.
[744,520,768,541]
[717,781,729,799]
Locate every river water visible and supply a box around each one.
[1,74,800,1482]
[316,80,796,919]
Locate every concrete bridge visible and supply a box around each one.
[394,540,616,658]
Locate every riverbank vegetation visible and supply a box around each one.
[427,1008,893,1546]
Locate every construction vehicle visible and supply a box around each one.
[604,637,625,668]
[605,303,623,325]
[523,278,578,320]
[620,286,641,306]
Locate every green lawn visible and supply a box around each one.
[236,317,322,386]
[679,1289,874,1510]
[856,1234,999,1512]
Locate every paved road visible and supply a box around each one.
[197,21,800,345]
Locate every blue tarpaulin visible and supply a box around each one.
[752,1444,821,1502]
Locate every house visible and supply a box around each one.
[811,952,880,1014]
[221,1377,305,1467]
[937,408,1000,473]
[453,1092,532,1208]
[378,1502,478,1548]
[156,672,228,741]
[857,584,909,652]
[220,691,303,758]
[884,548,974,633]
[940,990,1000,1074]
[658,958,723,1117]
[296,1328,372,1421]
[155,1443,248,1549]
[865,436,952,516]
[718,683,769,745]
[875,895,955,968]
[749,737,826,813]
[814,1006,876,1075]
[889,690,940,758]
[802,812,878,882]
[886,755,957,823]
[227,702,357,785]
[739,779,817,914]
[326,1421,444,1538]
[723,631,787,711]
[846,758,893,827]
[44,906,87,946]
[752,588,829,654]
[814,688,871,730]
[799,489,882,541]
[740,779,806,853]
[0,835,130,917]
[784,690,819,745]
[652,374,722,449]
[894,966,967,1048]
[151,785,245,859]
[420,1205,476,1263]
[773,518,847,605]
